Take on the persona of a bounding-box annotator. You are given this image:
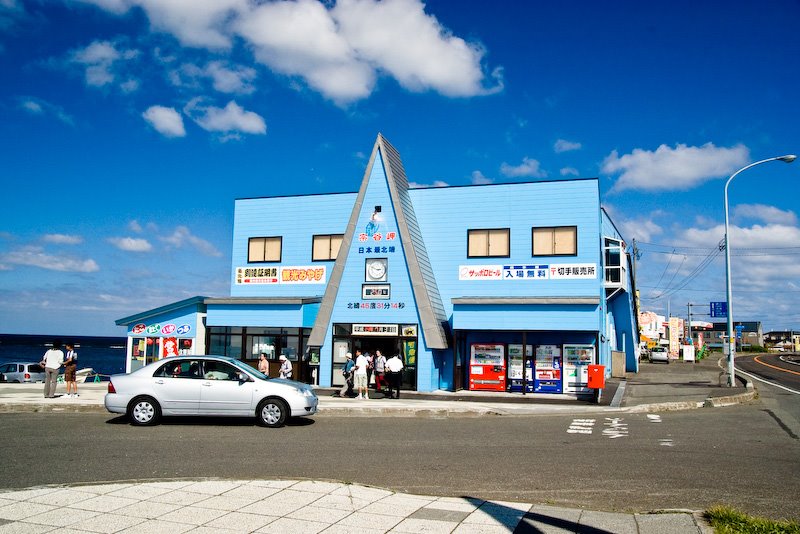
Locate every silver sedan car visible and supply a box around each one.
[105,355,318,427]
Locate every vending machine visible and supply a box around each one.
[534,344,563,393]
[508,344,533,392]
[563,344,594,394]
[469,343,506,391]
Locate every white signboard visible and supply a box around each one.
[459,265,503,280]
[548,264,597,279]
[460,264,597,280]
[235,266,326,285]
[352,324,399,336]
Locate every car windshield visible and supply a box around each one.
[229,359,269,380]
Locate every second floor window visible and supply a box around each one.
[312,234,343,261]
[532,226,577,256]
[248,236,282,262]
[467,228,510,258]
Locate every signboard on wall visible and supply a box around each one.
[459,264,597,280]
[352,324,399,336]
[235,266,326,284]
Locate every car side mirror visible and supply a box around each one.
[237,372,251,382]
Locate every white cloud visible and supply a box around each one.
[560,167,579,177]
[733,204,798,226]
[408,180,449,188]
[142,105,186,137]
[554,139,581,153]
[500,157,547,178]
[85,0,500,104]
[471,170,492,185]
[205,61,257,94]
[170,61,257,94]
[332,0,502,98]
[1,246,99,272]
[128,220,143,233]
[107,237,153,252]
[185,99,266,135]
[602,142,750,192]
[19,97,74,125]
[236,0,374,104]
[160,226,222,257]
[42,234,83,245]
[69,39,139,89]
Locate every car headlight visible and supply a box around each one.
[301,388,315,398]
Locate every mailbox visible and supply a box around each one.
[587,364,605,389]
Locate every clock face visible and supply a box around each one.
[366,258,387,281]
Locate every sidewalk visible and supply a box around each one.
[0,478,713,533]
[0,354,754,416]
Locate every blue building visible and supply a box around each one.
[116,134,638,396]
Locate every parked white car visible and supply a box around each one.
[649,346,670,364]
[0,362,46,383]
[105,355,318,427]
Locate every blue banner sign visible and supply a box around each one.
[710,301,728,318]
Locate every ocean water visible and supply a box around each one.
[0,334,127,378]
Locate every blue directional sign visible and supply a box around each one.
[710,301,728,318]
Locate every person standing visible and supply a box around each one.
[364,350,374,388]
[373,350,387,393]
[258,353,269,375]
[41,341,64,398]
[354,350,369,400]
[339,352,355,397]
[385,353,404,399]
[278,355,292,379]
[64,343,79,398]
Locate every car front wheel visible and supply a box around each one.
[128,396,161,426]
[257,398,288,428]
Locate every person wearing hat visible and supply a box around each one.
[339,352,355,397]
[278,354,292,379]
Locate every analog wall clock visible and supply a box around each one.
[365,257,388,282]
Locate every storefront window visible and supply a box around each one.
[247,335,277,359]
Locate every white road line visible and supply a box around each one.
[567,418,596,434]
[735,367,800,395]
[602,417,628,439]
[647,414,662,423]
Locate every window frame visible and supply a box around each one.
[311,233,343,262]
[248,236,282,263]
[466,228,511,258]
[531,226,578,257]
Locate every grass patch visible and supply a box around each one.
[705,506,800,533]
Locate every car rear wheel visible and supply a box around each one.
[128,396,161,426]
[257,398,288,428]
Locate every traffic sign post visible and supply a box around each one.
[710,302,727,318]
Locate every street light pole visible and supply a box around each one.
[724,154,797,387]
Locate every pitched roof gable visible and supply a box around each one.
[308,134,449,349]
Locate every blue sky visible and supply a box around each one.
[1,0,798,337]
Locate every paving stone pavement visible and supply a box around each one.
[0,479,711,533]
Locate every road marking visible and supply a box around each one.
[603,417,628,439]
[754,355,800,377]
[647,414,662,423]
[659,438,674,447]
[735,367,800,395]
[567,418,596,434]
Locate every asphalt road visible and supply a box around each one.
[2,404,799,522]
[736,353,800,441]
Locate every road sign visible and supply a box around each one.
[710,302,727,318]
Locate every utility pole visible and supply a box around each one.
[687,302,693,347]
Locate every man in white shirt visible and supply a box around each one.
[354,349,369,400]
[385,354,404,399]
[42,341,65,398]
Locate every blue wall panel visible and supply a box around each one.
[231,193,355,298]
[125,307,200,337]
[207,304,305,327]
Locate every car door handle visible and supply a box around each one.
[155,380,164,385]
[202,382,212,386]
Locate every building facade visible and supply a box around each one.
[116,134,638,395]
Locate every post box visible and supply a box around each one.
[587,364,605,389]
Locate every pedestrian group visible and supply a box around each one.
[41,341,80,399]
[339,349,404,399]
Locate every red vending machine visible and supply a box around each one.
[469,343,506,391]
